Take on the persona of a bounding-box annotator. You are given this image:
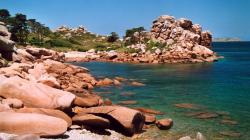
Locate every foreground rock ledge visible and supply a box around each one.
[0,112,67,137]
[76,106,145,136]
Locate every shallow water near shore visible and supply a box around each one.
[74,42,250,140]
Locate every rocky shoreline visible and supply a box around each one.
[0,16,212,140]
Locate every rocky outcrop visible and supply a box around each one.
[55,25,88,38]
[150,15,218,63]
[0,112,67,137]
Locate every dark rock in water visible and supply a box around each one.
[216,111,230,116]
[155,118,173,130]
[133,107,164,115]
[185,111,206,117]
[118,100,137,105]
[72,114,110,129]
[174,103,200,110]
[219,131,241,138]
[220,119,238,125]
[120,92,135,96]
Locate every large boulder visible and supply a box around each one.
[0,112,67,137]
[76,106,145,136]
[16,108,72,127]
[0,76,75,110]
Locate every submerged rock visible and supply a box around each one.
[219,131,241,138]
[118,100,138,105]
[174,103,201,109]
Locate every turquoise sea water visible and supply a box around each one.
[74,42,250,140]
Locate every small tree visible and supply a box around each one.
[124,27,146,45]
[9,13,29,45]
[0,9,10,23]
[107,32,119,42]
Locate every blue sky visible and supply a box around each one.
[1,0,250,40]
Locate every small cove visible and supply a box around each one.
[74,42,250,139]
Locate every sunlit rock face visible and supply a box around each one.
[150,15,217,63]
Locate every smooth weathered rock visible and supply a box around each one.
[0,76,75,110]
[72,114,110,129]
[0,112,67,137]
[76,106,145,136]
[73,94,102,108]
[28,63,60,88]
[2,98,23,109]
[16,108,72,127]
[0,103,13,112]
[155,118,173,130]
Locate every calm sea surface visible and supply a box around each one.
[74,42,250,140]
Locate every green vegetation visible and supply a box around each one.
[0,9,169,53]
[124,27,146,45]
[107,32,119,43]
[146,40,170,52]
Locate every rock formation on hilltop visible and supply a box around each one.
[55,25,88,38]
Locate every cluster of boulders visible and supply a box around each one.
[0,48,137,136]
[0,46,175,139]
[150,15,218,63]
